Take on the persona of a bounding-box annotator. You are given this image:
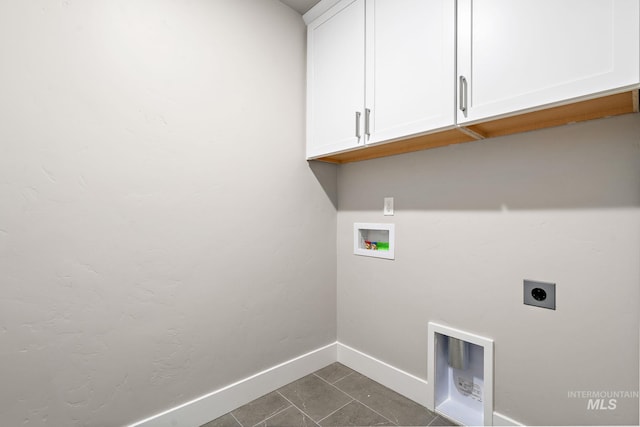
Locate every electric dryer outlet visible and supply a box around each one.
[523,280,556,310]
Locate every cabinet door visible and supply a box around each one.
[457,0,640,124]
[366,0,455,145]
[307,0,365,159]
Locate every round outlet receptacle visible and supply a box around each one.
[531,287,547,301]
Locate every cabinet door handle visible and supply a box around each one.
[355,111,362,139]
[459,75,468,116]
[365,108,371,138]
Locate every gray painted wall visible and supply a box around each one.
[0,1,337,426]
[337,114,640,425]
[1,0,637,425]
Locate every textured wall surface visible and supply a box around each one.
[0,1,337,426]
[337,114,640,426]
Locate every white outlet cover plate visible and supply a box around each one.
[384,197,394,216]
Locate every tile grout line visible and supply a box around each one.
[230,412,244,427]
[249,403,292,427]
[217,365,441,427]
[330,370,440,426]
[349,397,399,426]
[313,373,398,426]
[324,370,354,385]
[313,372,344,387]
[315,399,355,425]
[275,391,321,427]
[428,412,459,427]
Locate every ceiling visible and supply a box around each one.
[279,0,321,14]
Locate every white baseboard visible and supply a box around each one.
[336,342,430,407]
[493,411,525,426]
[336,342,524,427]
[128,341,524,427]
[128,342,337,427]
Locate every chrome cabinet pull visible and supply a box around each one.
[459,75,468,116]
[365,108,371,138]
[355,111,362,139]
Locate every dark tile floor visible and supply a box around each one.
[201,363,457,427]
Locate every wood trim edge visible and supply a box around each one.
[310,90,639,164]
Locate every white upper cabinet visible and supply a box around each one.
[305,0,456,159]
[365,0,455,146]
[306,0,639,162]
[306,0,365,159]
[456,0,640,124]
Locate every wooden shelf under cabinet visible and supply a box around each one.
[312,90,639,164]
